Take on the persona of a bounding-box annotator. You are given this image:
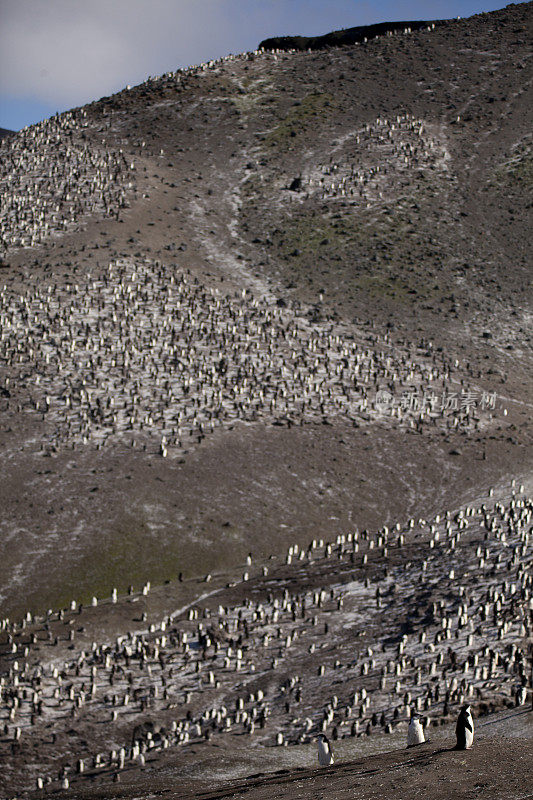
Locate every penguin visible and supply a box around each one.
[317,734,334,766]
[407,713,425,747]
[515,686,527,707]
[455,704,474,750]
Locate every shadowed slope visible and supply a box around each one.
[259,18,446,52]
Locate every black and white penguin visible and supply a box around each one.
[455,704,474,750]
[317,733,334,766]
[515,686,527,707]
[407,713,425,747]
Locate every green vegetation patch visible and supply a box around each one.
[30,518,243,615]
[264,201,446,305]
[492,143,533,187]
[504,152,533,185]
[263,91,337,150]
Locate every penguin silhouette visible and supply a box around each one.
[317,734,334,765]
[455,704,474,750]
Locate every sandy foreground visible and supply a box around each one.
[18,708,531,800]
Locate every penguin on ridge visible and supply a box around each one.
[317,734,334,766]
[455,704,474,750]
[407,713,425,747]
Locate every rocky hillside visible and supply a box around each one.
[0,4,532,797]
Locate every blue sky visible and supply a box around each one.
[0,0,512,131]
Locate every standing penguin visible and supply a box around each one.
[455,704,474,750]
[515,686,527,707]
[317,734,334,766]
[407,713,425,747]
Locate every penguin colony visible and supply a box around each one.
[0,16,526,794]
[0,111,135,257]
[304,114,449,205]
[0,16,445,262]
[0,257,490,458]
[0,22,488,462]
[1,484,530,793]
